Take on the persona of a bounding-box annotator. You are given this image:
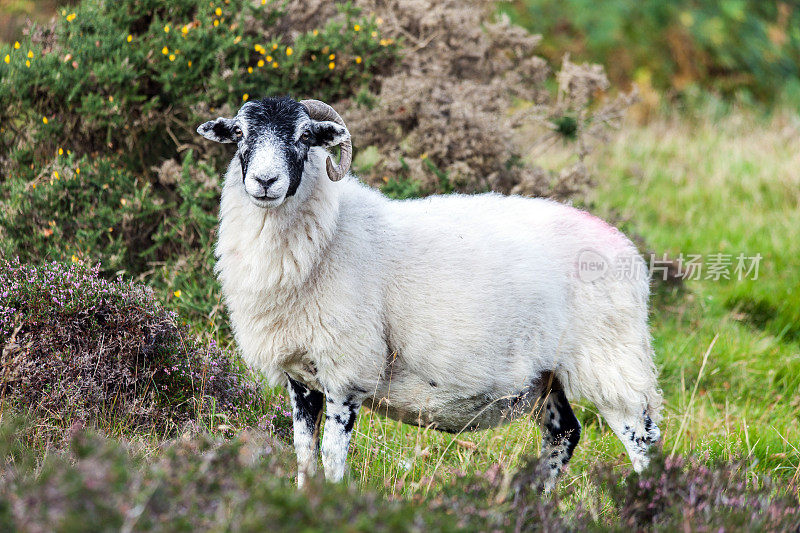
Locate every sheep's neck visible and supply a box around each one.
[217,178,340,308]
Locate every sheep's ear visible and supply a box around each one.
[197,117,238,143]
[310,120,350,148]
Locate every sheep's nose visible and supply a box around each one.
[254,176,278,189]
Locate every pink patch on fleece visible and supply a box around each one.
[562,205,628,248]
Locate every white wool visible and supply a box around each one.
[215,146,662,433]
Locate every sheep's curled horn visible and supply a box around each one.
[300,99,352,181]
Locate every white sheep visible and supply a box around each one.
[197,96,662,489]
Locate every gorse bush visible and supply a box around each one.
[0,0,396,173]
[0,154,161,275]
[0,258,292,440]
[0,150,225,328]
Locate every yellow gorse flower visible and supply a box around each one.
[127,34,133,42]
[66,13,77,22]
[162,46,169,55]
[3,55,9,64]
[42,116,49,124]
[286,47,293,56]
[215,7,222,15]
[257,59,264,67]
[27,50,33,58]
[213,19,219,27]
[164,24,170,33]
[174,290,182,298]
[169,54,176,61]
[242,93,249,101]
[354,24,360,31]
[328,61,335,70]
[14,41,20,49]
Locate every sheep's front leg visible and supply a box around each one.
[321,393,361,482]
[287,376,324,487]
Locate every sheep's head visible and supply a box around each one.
[197,96,351,208]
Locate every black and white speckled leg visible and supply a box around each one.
[600,406,661,473]
[287,376,324,488]
[538,388,581,493]
[321,393,361,482]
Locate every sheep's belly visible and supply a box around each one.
[361,378,548,433]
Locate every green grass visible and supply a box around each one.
[340,108,800,500]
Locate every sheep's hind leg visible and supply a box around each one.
[538,387,581,493]
[287,376,324,487]
[598,405,661,473]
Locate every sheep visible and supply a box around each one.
[197,96,662,490]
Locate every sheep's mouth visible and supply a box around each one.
[252,193,282,201]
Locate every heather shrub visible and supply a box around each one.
[595,453,800,531]
[2,420,795,531]
[0,258,292,440]
[0,422,463,532]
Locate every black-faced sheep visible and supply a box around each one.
[197,96,662,489]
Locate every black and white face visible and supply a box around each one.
[197,96,349,208]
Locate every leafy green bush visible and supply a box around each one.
[500,0,800,102]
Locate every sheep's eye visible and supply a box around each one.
[233,126,243,140]
[299,131,311,143]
